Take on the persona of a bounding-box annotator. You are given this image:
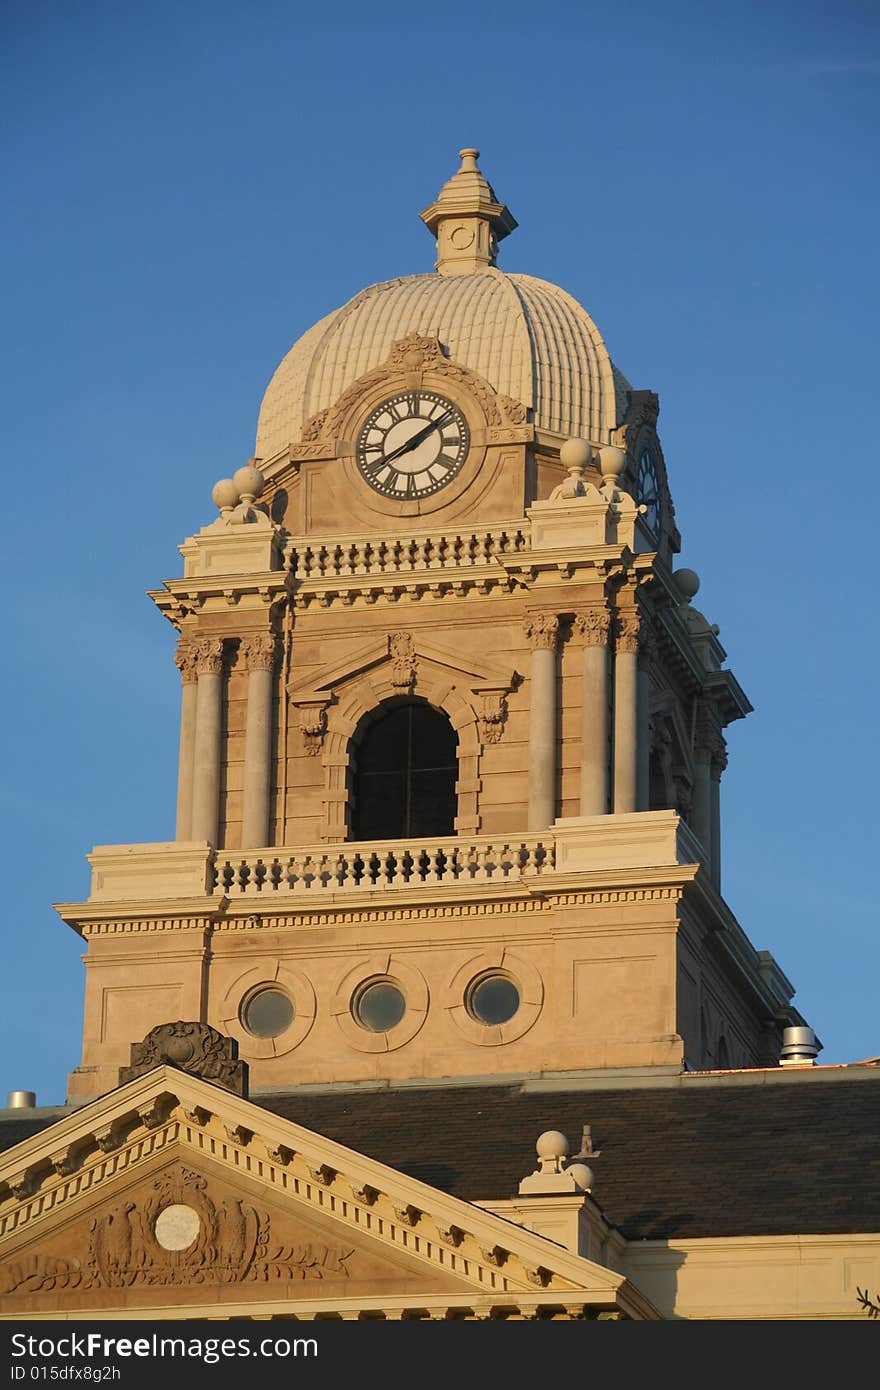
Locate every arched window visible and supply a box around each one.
[351,701,458,841]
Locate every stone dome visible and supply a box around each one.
[255,269,632,461]
[255,150,631,462]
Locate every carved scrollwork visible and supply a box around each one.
[437,1224,464,1247]
[387,333,446,370]
[350,1183,379,1206]
[480,1244,507,1267]
[119,1021,248,1097]
[266,1144,294,1166]
[574,607,611,647]
[300,408,330,442]
[614,610,641,655]
[394,1204,421,1228]
[295,702,328,756]
[191,637,225,677]
[239,633,278,673]
[523,613,559,651]
[389,631,418,690]
[478,691,508,744]
[173,640,199,685]
[308,1164,336,1187]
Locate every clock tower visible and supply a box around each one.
[57,150,810,1100]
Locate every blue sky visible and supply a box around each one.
[2,1,878,1104]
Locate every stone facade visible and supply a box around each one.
[3,151,867,1324]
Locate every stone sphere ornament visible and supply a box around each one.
[232,464,265,501]
[211,478,239,513]
[598,444,627,484]
[672,568,700,602]
[536,1130,570,1161]
[559,438,592,475]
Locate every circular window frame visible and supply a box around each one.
[352,977,408,1033]
[332,954,428,1054]
[219,962,316,1059]
[446,949,543,1046]
[239,983,296,1041]
[465,971,522,1027]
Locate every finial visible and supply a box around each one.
[232,463,265,505]
[420,148,517,276]
[212,478,238,516]
[672,568,700,604]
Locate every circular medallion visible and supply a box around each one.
[154,1203,201,1251]
[356,391,469,499]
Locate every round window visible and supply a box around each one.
[241,986,295,1039]
[353,979,407,1033]
[466,973,520,1026]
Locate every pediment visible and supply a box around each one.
[289,633,516,705]
[0,1069,656,1319]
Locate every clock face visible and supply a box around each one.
[356,391,469,499]
[636,448,662,535]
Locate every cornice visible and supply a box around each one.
[0,1069,654,1316]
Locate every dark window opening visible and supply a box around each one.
[352,702,458,841]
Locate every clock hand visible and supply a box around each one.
[377,411,453,468]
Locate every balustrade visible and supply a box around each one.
[214,835,554,895]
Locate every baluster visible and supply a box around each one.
[472,845,489,882]
[268,858,282,891]
[420,846,440,885]
[253,859,266,891]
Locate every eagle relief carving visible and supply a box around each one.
[0,1165,355,1295]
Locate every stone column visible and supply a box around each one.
[191,637,225,847]
[173,640,198,840]
[691,706,716,866]
[524,613,560,832]
[240,633,278,850]
[574,607,611,816]
[636,626,656,812]
[710,739,727,891]
[613,610,640,813]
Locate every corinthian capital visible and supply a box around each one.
[573,607,611,647]
[614,610,641,655]
[173,639,198,684]
[523,613,560,651]
[239,632,278,673]
[192,637,225,677]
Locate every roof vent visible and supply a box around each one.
[6,1090,36,1109]
[779,1026,820,1066]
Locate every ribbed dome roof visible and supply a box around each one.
[256,270,631,460]
[255,152,631,461]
